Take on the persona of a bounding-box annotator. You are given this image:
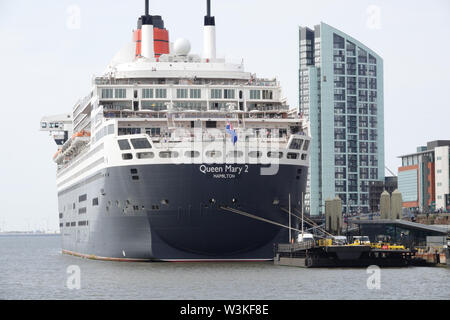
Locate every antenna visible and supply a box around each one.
[204,0,215,26]
[145,0,149,16]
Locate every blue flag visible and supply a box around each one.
[226,122,238,145]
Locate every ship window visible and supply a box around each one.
[59,223,63,228]
[287,153,299,159]
[118,139,131,150]
[210,102,226,110]
[190,89,201,99]
[118,128,142,136]
[224,89,235,99]
[59,213,63,219]
[137,152,155,159]
[303,140,310,151]
[289,138,303,150]
[101,88,113,99]
[206,121,217,128]
[249,90,261,100]
[159,151,179,158]
[79,194,87,202]
[155,88,167,99]
[142,88,154,99]
[114,88,126,99]
[267,152,283,159]
[301,154,307,160]
[130,169,138,174]
[92,198,99,206]
[78,221,88,226]
[66,222,70,227]
[122,153,133,160]
[185,151,200,158]
[227,151,243,158]
[210,89,222,99]
[249,151,262,158]
[290,126,301,134]
[206,150,222,158]
[78,207,87,214]
[130,138,152,149]
[262,90,273,100]
[176,89,188,99]
[41,122,47,128]
[146,128,161,137]
[132,176,139,181]
[71,222,76,227]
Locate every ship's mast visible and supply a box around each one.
[203,0,216,62]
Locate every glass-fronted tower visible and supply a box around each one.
[299,22,384,215]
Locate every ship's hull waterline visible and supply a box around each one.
[58,163,308,261]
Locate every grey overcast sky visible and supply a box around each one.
[0,0,449,231]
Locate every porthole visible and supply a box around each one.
[267,152,283,159]
[227,151,243,158]
[185,151,200,158]
[122,153,133,160]
[206,150,222,158]
[249,151,262,158]
[159,151,179,158]
[137,152,154,159]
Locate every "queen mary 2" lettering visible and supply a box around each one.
[199,164,249,176]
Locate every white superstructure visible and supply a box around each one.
[40,0,311,209]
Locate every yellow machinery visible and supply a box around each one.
[371,242,406,250]
[318,239,333,247]
[349,236,371,246]
[387,244,406,250]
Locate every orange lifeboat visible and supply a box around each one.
[71,130,91,140]
[53,149,62,159]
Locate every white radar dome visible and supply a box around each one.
[174,38,191,56]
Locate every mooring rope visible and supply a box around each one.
[219,206,302,233]
[280,207,334,237]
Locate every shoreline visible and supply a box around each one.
[0,233,60,237]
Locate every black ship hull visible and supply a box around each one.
[58,163,308,261]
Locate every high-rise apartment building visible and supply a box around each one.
[299,22,384,215]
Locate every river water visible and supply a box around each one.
[0,235,448,300]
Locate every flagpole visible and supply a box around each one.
[301,192,304,238]
[289,193,291,243]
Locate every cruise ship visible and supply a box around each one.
[40,0,311,261]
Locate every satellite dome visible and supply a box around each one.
[174,38,191,56]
